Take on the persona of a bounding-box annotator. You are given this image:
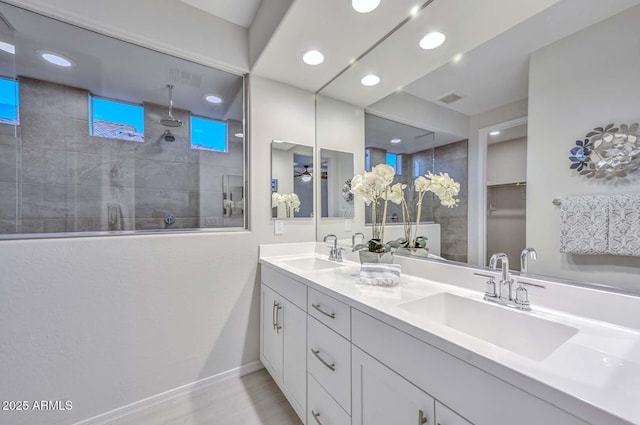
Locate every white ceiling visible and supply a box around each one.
[488,124,527,145]
[251,0,422,93]
[319,0,564,107]
[403,0,640,116]
[365,113,464,155]
[177,0,262,28]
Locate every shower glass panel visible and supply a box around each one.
[0,2,246,237]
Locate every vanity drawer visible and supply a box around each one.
[308,373,350,425]
[308,316,351,414]
[261,265,307,311]
[308,287,351,339]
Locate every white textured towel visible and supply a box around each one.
[559,195,609,255]
[608,193,640,256]
[357,263,401,287]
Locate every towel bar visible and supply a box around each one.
[552,198,561,206]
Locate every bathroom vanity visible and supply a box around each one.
[259,242,640,425]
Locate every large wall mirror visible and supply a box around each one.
[271,140,314,219]
[0,2,246,237]
[319,148,354,219]
[315,0,640,291]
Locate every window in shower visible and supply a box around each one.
[90,96,144,142]
[0,77,19,125]
[386,152,402,175]
[191,115,227,152]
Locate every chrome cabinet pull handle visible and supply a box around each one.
[312,410,323,425]
[311,348,335,371]
[272,301,277,331]
[274,302,282,333]
[312,303,336,319]
[419,409,428,424]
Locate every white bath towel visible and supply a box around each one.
[559,195,609,255]
[357,263,401,287]
[608,193,640,256]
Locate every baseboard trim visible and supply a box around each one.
[72,361,264,425]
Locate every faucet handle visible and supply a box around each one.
[335,247,343,262]
[474,272,497,299]
[514,281,545,311]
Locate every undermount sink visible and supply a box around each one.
[398,293,578,361]
[281,257,345,271]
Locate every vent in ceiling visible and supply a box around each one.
[167,67,203,88]
[437,91,464,104]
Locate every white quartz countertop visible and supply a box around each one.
[259,246,640,425]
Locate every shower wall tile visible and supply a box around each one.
[22,148,75,185]
[0,219,16,233]
[21,183,76,220]
[75,153,135,188]
[134,159,199,191]
[0,123,19,146]
[64,86,89,121]
[135,188,199,219]
[20,113,68,150]
[75,186,135,219]
[19,77,66,118]
[0,181,16,219]
[0,144,17,182]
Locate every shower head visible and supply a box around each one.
[163,130,176,142]
[160,84,183,128]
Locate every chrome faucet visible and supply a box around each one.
[479,252,545,311]
[489,252,512,302]
[323,234,342,262]
[520,248,537,275]
[352,232,365,247]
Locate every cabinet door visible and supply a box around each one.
[282,297,307,420]
[353,346,435,425]
[261,285,283,381]
[435,401,473,425]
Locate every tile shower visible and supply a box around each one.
[0,77,244,235]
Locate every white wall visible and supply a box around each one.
[0,3,317,424]
[467,99,528,265]
[487,137,527,185]
[367,91,469,139]
[527,6,640,289]
[316,95,365,241]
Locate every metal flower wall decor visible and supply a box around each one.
[569,123,640,178]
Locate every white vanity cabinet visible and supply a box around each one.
[352,346,435,425]
[260,262,592,425]
[260,267,308,422]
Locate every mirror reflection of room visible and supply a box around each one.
[364,113,468,261]
[320,149,354,218]
[271,141,313,219]
[486,124,528,270]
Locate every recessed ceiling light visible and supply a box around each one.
[490,131,501,136]
[419,32,446,50]
[390,138,401,144]
[361,74,380,86]
[38,50,74,67]
[0,41,15,54]
[204,95,222,104]
[303,50,324,65]
[352,0,380,13]
[452,53,464,63]
[234,133,244,138]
